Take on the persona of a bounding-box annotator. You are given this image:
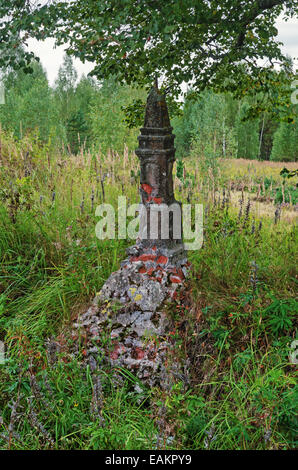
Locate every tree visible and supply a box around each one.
[65,75,97,153]
[0,1,297,105]
[174,90,238,159]
[0,60,58,141]
[67,109,90,154]
[88,77,145,154]
[257,112,279,160]
[74,75,97,118]
[271,116,298,161]
[235,101,260,159]
[54,55,78,126]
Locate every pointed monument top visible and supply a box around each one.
[143,86,171,129]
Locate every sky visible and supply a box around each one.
[26,15,298,86]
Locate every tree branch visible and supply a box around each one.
[235,0,285,49]
[258,0,287,10]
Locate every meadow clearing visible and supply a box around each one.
[0,128,297,450]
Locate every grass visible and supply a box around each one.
[0,130,297,450]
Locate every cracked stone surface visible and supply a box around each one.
[70,249,191,387]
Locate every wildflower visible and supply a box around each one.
[250,260,259,296]
[274,205,281,224]
[80,193,85,214]
[251,217,255,235]
[238,191,244,221]
[27,398,55,447]
[243,198,251,228]
[90,373,105,426]
[91,188,95,211]
[221,188,226,210]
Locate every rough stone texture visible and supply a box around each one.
[70,244,191,387]
[67,225,192,386]
[99,242,190,309]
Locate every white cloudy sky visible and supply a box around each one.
[27,15,298,86]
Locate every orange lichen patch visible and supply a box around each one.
[110,346,119,360]
[110,343,126,360]
[141,183,153,195]
[133,347,145,360]
[138,266,147,274]
[170,275,183,284]
[177,268,184,279]
[155,266,164,272]
[131,253,158,263]
[157,255,168,265]
[138,253,156,262]
[153,197,162,204]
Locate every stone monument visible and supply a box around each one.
[72,85,190,386]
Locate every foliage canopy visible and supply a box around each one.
[0,1,297,96]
